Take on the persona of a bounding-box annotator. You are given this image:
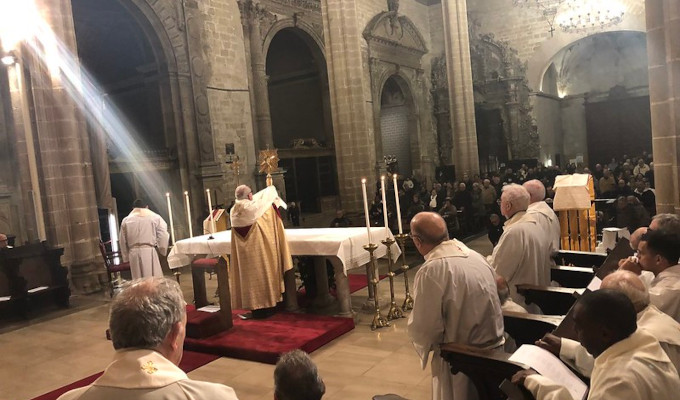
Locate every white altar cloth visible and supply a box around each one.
[167,227,401,274]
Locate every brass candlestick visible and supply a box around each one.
[381,237,404,320]
[364,243,389,330]
[395,233,414,311]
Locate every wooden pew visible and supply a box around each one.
[550,266,594,289]
[503,311,563,347]
[440,342,534,400]
[516,285,583,316]
[554,250,606,268]
[0,242,69,319]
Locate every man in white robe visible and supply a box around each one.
[407,212,505,400]
[119,199,169,279]
[230,184,291,318]
[523,179,560,255]
[513,290,680,400]
[636,229,680,323]
[57,278,239,400]
[488,184,551,310]
[534,270,680,376]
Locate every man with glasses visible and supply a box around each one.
[407,212,504,400]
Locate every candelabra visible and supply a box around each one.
[394,233,414,311]
[364,243,389,330]
[381,237,404,320]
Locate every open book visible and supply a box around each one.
[509,344,588,400]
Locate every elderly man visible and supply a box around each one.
[274,349,325,400]
[0,233,9,249]
[534,271,680,377]
[513,290,680,400]
[57,278,239,400]
[407,212,504,400]
[119,198,169,279]
[230,184,292,319]
[523,179,560,254]
[488,184,551,311]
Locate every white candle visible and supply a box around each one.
[184,190,193,238]
[361,178,373,244]
[380,176,389,237]
[206,189,217,234]
[393,174,403,234]
[166,193,176,245]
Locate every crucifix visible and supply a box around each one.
[230,155,242,185]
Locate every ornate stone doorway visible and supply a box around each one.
[265,27,337,213]
[380,76,414,176]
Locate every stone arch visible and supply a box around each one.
[263,19,325,60]
[378,73,420,176]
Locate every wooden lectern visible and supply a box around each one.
[203,209,228,234]
[553,174,597,252]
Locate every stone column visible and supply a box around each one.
[646,0,680,213]
[320,0,375,212]
[441,0,479,178]
[7,0,103,292]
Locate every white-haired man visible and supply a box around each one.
[57,278,239,400]
[523,179,560,255]
[488,184,551,311]
[230,184,292,319]
[534,270,680,376]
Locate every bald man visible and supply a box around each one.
[535,270,680,377]
[407,212,504,400]
[0,233,9,249]
[488,184,551,311]
[523,179,560,254]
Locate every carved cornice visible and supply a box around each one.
[364,12,428,57]
[266,0,321,12]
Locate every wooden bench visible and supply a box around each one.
[503,311,563,347]
[516,285,583,316]
[440,342,534,400]
[0,242,69,319]
[554,250,606,268]
[550,266,594,289]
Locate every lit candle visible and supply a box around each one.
[361,178,373,244]
[393,174,403,234]
[166,193,176,245]
[184,190,193,238]
[380,175,389,237]
[206,189,217,234]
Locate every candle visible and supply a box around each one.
[166,193,176,245]
[184,190,193,238]
[393,174,403,234]
[380,176,389,237]
[206,189,217,234]
[361,178,373,244]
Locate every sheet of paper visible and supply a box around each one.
[586,277,601,291]
[197,305,221,313]
[27,286,49,293]
[509,344,588,400]
[0,296,10,301]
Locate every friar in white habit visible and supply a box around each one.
[119,198,169,279]
[230,184,292,319]
[407,211,505,400]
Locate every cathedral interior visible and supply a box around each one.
[0,0,679,398]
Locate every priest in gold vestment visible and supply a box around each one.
[230,184,292,318]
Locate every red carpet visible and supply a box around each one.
[348,273,387,294]
[30,351,219,400]
[184,309,354,364]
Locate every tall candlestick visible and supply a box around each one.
[380,176,389,237]
[361,178,373,244]
[206,189,217,235]
[166,193,176,245]
[393,174,403,234]
[184,190,193,238]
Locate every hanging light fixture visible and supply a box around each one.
[556,0,625,33]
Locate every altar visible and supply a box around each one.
[168,227,401,317]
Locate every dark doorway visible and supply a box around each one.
[585,96,652,165]
[380,77,413,175]
[475,107,507,173]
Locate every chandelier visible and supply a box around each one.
[556,0,625,33]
